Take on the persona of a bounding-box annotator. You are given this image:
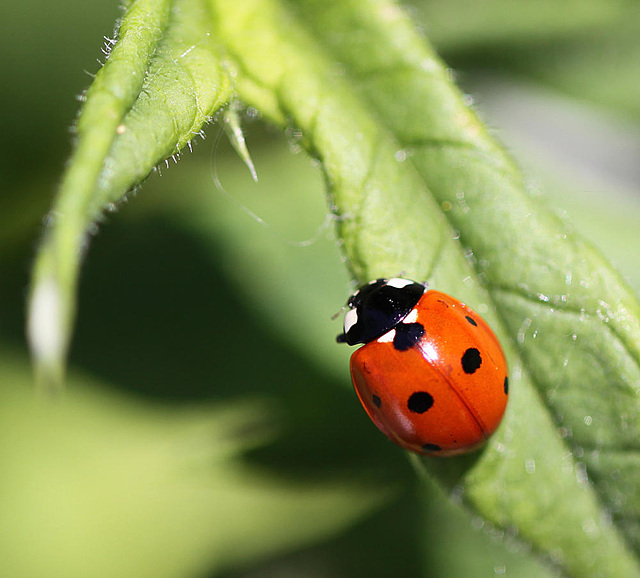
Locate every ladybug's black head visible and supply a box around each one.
[337,278,426,345]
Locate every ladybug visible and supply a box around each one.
[337,278,508,456]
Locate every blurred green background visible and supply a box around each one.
[1,1,639,576]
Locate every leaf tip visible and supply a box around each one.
[27,278,66,391]
[224,104,258,182]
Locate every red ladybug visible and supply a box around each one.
[337,278,508,456]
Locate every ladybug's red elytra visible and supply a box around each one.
[337,278,508,456]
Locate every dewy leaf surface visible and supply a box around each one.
[208,0,640,574]
[28,0,231,389]
[293,0,640,556]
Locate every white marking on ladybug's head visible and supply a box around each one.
[343,308,359,334]
[386,278,414,289]
[403,308,419,323]
[377,329,396,343]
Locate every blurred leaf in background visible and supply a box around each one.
[0,353,389,578]
[1,0,639,577]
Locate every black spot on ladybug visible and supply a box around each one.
[407,391,434,413]
[504,376,509,395]
[393,323,425,351]
[465,315,477,326]
[372,394,382,408]
[461,347,482,374]
[422,443,442,452]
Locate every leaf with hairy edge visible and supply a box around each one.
[295,0,640,558]
[27,0,231,390]
[208,0,640,574]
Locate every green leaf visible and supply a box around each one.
[26,0,640,574]
[209,0,640,575]
[0,352,385,578]
[305,0,640,556]
[27,0,231,390]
